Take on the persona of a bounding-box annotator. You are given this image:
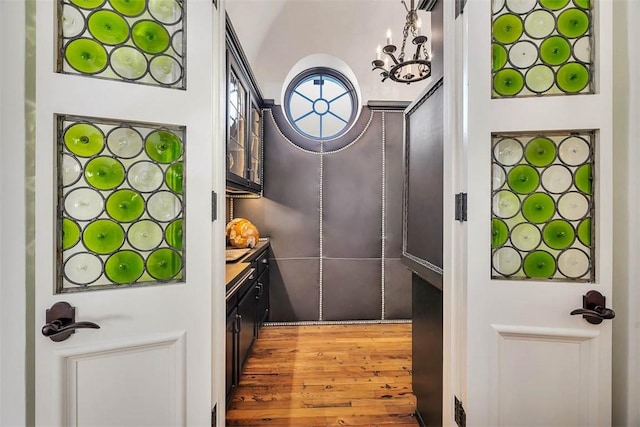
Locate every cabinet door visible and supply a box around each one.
[248,102,262,185]
[227,67,247,180]
[225,307,237,406]
[256,268,269,331]
[237,284,258,371]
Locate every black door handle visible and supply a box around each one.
[41,302,100,342]
[570,290,615,325]
[42,320,100,341]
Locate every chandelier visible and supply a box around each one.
[371,0,431,84]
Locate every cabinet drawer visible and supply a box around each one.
[255,249,269,277]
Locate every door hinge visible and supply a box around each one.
[212,190,218,222]
[455,192,467,222]
[455,0,467,18]
[211,404,217,426]
[454,396,466,427]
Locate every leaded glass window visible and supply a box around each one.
[492,0,593,97]
[58,115,185,292]
[58,0,186,88]
[491,131,594,281]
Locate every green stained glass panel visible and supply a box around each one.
[492,0,594,97]
[57,115,186,293]
[491,131,594,281]
[57,0,186,89]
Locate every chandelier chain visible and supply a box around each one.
[399,13,412,63]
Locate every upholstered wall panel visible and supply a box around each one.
[322,259,382,321]
[268,259,320,321]
[384,111,405,259]
[323,117,383,259]
[384,259,412,319]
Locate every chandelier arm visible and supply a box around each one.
[385,52,400,66]
[413,44,423,60]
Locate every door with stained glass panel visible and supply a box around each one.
[34,0,223,425]
[461,0,614,425]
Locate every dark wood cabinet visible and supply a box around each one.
[225,244,270,406]
[225,307,237,407]
[255,253,270,335]
[237,282,258,370]
[226,17,263,194]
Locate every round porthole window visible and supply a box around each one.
[283,68,359,141]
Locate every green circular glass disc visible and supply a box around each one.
[87,10,130,46]
[64,123,105,157]
[492,218,509,248]
[70,0,106,9]
[493,68,524,96]
[577,218,591,246]
[522,193,555,223]
[165,162,183,194]
[492,43,508,72]
[132,20,170,54]
[558,8,590,38]
[105,250,145,284]
[64,38,108,75]
[573,0,590,9]
[62,218,81,250]
[85,156,126,190]
[542,219,576,250]
[523,250,557,278]
[83,219,125,254]
[556,62,590,93]
[145,130,183,163]
[109,0,146,17]
[106,189,145,222]
[574,164,592,194]
[525,137,557,167]
[508,165,540,194]
[147,248,182,280]
[493,14,523,44]
[540,36,572,66]
[539,0,570,10]
[165,219,183,250]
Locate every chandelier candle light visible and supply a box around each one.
[372,0,431,84]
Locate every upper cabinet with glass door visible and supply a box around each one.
[226,17,264,194]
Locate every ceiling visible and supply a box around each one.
[225,0,433,104]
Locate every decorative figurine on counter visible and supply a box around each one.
[226,218,260,249]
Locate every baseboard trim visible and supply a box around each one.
[264,319,411,326]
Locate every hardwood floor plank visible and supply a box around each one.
[226,324,418,426]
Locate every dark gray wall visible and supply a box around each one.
[231,107,411,321]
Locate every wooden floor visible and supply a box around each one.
[226,323,418,427]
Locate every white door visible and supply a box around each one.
[33,1,224,425]
[461,0,614,425]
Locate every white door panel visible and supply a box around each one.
[33,1,223,425]
[491,325,600,426]
[462,0,613,425]
[55,333,185,426]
